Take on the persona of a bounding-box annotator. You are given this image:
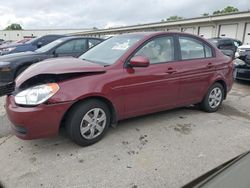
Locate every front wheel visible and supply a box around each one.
[66,99,111,146]
[201,83,224,112]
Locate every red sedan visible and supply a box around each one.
[5,32,233,146]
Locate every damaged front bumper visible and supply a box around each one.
[6,95,74,139]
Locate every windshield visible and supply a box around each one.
[79,34,144,65]
[35,39,64,53]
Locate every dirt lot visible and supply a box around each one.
[0,81,249,188]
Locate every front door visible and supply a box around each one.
[121,35,181,118]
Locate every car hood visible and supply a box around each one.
[16,57,106,86]
[0,51,38,62]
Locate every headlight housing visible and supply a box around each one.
[14,83,60,105]
[0,62,11,72]
[0,62,11,66]
[233,59,246,66]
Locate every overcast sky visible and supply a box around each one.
[0,0,249,30]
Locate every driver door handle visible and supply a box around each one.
[166,68,177,74]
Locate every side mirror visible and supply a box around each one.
[129,56,150,68]
[37,42,43,48]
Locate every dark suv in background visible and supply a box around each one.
[208,37,242,57]
[0,34,65,56]
[0,36,103,82]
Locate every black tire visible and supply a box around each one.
[66,99,111,146]
[201,83,224,113]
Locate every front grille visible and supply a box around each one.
[237,72,250,80]
[0,82,15,97]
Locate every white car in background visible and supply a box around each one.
[235,44,250,58]
[234,43,250,81]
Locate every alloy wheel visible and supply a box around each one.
[208,87,222,109]
[80,108,107,140]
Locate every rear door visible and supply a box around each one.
[54,39,87,57]
[177,35,216,105]
[122,35,181,117]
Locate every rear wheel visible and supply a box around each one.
[201,83,224,112]
[66,99,110,146]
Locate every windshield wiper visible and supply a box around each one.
[81,58,110,67]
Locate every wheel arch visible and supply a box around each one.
[214,79,227,99]
[59,96,118,131]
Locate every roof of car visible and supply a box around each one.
[119,31,191,38]
[209,37,240,41]
[59,36,104,41]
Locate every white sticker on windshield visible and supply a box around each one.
[112,41,130,50]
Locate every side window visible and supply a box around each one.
[179,37,205,60]
[88,39,102,48]
[134,36,174,64]
[205,45,213,58]
[219,40,234,49]
[73,39,87,52]
[55,39,86,54]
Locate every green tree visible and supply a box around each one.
[213,10,222,15]
[166,16,183,21]
[213,6,239,15]
[202,13,209,16]
[223,6,239,13]
[5,23,23,30]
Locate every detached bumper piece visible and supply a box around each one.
[235,68,250,81]
[0,82,15,97]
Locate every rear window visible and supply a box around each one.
[179,36,213,59]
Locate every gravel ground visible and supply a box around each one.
[0,81,249,188]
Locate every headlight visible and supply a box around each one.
[2,47,16,52]
[0,62,11,72]
[233,59,246,66]
[0,62,11,66]
[14,83,60,105]
[235,52,239,58]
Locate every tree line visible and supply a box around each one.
[162,6,239,22]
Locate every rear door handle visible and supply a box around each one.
[166,68,177,74]
[207,63,214,68]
